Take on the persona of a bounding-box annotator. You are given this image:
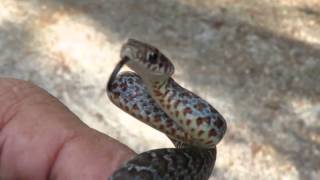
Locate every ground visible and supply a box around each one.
[0,0,319,179]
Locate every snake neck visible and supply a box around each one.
[139,77,172,106]
[143,77,191,127]
[141,76,227,148]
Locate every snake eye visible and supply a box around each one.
[147,52,158,64]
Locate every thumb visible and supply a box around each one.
[0,78,135,180]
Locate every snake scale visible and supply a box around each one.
[106,39,227,180]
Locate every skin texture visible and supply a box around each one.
[120,39,226,147]
[107,72,216,180]
[107,39,225,179]
[0,78,135,180]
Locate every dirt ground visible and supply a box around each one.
[0,0,319,179]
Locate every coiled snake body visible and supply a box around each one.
[107,39,227,180]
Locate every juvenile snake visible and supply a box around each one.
[106,39,227,180]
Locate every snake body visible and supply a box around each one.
[106,39,227,180]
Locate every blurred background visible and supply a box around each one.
[0,0,319,179]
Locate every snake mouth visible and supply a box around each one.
[106,57,130,91]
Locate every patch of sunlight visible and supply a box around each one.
[0,0,42,25]
[276,0,320,7]
[216,139,299,180]
[297,28,320,45]
[290,97,320,145]
[290,97,319,126]
[0,0,22,25]
[35,11,121,73]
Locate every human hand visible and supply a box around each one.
[0,78,135,180]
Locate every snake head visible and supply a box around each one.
[120,39,175,78]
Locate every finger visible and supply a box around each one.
[0,78,135,180]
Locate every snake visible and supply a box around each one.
[106,39,227,180]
